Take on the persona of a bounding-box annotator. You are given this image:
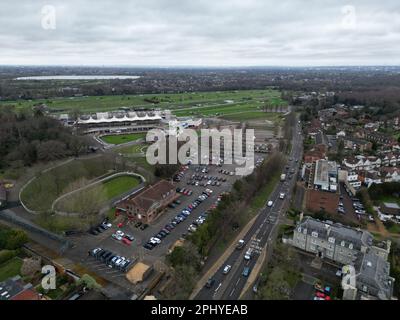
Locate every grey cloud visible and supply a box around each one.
[0,0,399,66]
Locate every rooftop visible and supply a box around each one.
[297,216,373,250]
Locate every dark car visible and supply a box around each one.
[140,224,149,230]
[89,229,99,235]
[124,234,135,241]
[143,243,154,250]
[134,222,142,228]
[205,278,215,289]
[159,230,168,237]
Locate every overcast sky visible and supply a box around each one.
[0,0,400,66]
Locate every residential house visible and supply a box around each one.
[0,276,41,301]
[381,202,400,216]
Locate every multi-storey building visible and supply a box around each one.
[287,216,395,300]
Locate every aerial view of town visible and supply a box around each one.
[0,0,399,311]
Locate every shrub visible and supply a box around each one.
[0,250,17,264]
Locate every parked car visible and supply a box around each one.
[122,238,132,246]
[112,233,122,241]
[140,224,149,230]
[124,234,135,241]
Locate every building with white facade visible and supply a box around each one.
[313,160,338,192]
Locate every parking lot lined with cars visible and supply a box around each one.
[339,183,371,221]
[67,154,267,289]
[88,247,135,273]
[143,187,220,250]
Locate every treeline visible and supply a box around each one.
[190,152,285,256]
[368,182,400,201]
[0,226,29,264]
[0,106,89,170]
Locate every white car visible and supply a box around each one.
[244,249,252,260]
[279,193,285,199]
[116,230,125,237]
[267,201,273,207]
[112,234,122,241]
[150,237,161,244]
[223,265,232,274]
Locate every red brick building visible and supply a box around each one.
[117,180,178,224]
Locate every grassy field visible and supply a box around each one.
[20,157,116,212]
[100,132,146,145]
[222,111,285,122]
[117,143,148,155]
[1,89,286,114]
[55,175,141,214]
[101,175,140,199]
[0,257,23,282]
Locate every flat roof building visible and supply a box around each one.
[381,202,400,216]
[314,160,338,192]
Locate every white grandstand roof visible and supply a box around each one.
[77,111,162,125]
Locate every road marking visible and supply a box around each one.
[236,278,241,286]
[214,283,222,295]
[229,288,236,297]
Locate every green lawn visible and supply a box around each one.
[222,111,285,122]
[102,175,141,199]
[0,257,23,282]
[100,133,146,145]
[55,175,141,214]
[20,157,116,212]
[117,143,148,155]
[1,89,286,114]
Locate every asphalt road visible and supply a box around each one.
[195,118,303,300]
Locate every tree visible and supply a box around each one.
[78,274,101,290]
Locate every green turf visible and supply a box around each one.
[117,143,148,155]
[1,89,286,114]
[100,133,146,145]
[20,157,116,212]
[222,111,285,122]
[55,175,140,214]
[102,175,141,199]
[0,257,23,282]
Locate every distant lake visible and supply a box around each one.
[15,75,141,80]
